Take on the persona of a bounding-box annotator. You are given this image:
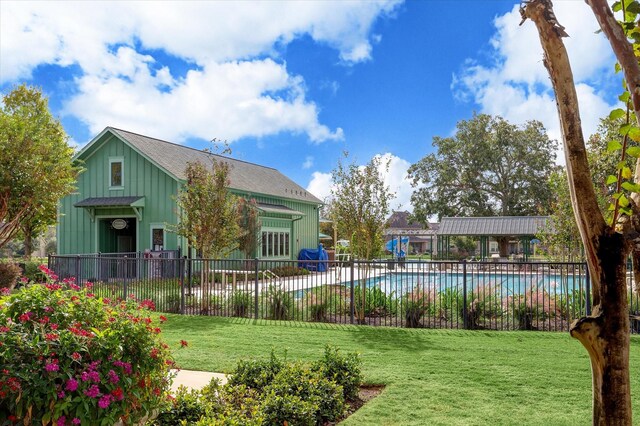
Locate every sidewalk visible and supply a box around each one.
[170,369,227,392]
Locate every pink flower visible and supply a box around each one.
[83,384,100,398]
[180,340,188,348]
[1,288,10,296]
[58,390,65,398]
[65,378,78,392]
[98,394,112,409]
[45,360,59,372]
[56,416,66,426]
[72,418,81,425]
[108,369,119,384]
[71,352,81,361]
[159,315,167,323]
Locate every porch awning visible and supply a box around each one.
[257,202,304,217]
[74,196,145,221]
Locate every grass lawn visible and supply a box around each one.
[160,315,640,426]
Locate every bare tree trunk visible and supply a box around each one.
[521,1,631,424]
[496,237,509,258]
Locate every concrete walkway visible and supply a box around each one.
[171,369,227,392]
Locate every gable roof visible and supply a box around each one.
[80,127,321,204]
[438,216,549,236]
[385,211,438,236]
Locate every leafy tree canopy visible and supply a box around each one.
[407,114,558,224]
[330,154,394,260]
[0,84,79,250]
[172,160,240,259]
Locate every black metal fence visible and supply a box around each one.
[47,255,640,333]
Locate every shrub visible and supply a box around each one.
[228,350,284,390]
[260,392,317,426]
[266,285,293,320]
[307,292,329,322]
[0,266,175,425]
[263,362,345,424]
[403,284,436,328]
[0,261,21,290]
[229,290,251,317]
[20,260,48,283]
[313,345,362,401]
[354,284,396,317]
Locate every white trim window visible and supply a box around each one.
[109,157,124,189]
[150,224,165,251]
[261,230,290,258]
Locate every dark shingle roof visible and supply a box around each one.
[74,196,144,208]
[438,216,549,236]
[105,128,321,204]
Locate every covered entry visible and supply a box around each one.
[98,218,137,253]
[74,196,145,254]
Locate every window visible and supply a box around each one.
[109,157,124,189]
[151,227,164,251]
[261,230,290,258]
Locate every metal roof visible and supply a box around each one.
[438,216,550,236]
[93,128,321,205]
[256,202,304,216]
[74,196,144,208]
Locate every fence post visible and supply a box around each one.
[75,255,81,286]
[350,260,355,324]
[180,256,186,314]
[585,262,591,316]
[254,258,260,320]
[123,256,129,301]
[462,259,468,330]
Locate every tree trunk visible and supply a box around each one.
[23,230,33,259]
[497,237,509,258]
[521,1,632,423]
[570,232,630,424]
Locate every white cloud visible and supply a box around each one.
[452,2,618,161]
[307,171,333,202]
[306,152,414,212]
[1,0,400,143]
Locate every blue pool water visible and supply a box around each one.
[362,272,586,296]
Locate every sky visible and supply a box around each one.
[0,1,621,213]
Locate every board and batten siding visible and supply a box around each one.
[58,134,180,254]
[228,192,320,259]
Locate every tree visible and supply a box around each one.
[237,197,261,259]
[173,160,240,259]
[537,168,583,261]
[521,0,640,422]
[329,153,394,324]
[539,116,636,261]
[407,114,558,256]
[0,85,79,252]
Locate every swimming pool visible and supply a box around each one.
[349,271,587,297]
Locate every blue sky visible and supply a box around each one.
[0,1,620,211]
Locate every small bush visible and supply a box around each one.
[229,290,251,317]
[313,345,362,401]
[0,262,21,290]
[20,260,48,283]
[228,350,284,390]
[307,292,329,322]
[264,362,345,424]
[266,285,293,320]
[260,392,317,426]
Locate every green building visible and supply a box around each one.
[58,127,322,259]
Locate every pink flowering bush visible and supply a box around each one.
[0,266,175,425]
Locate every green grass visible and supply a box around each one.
[160,315,640,426]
